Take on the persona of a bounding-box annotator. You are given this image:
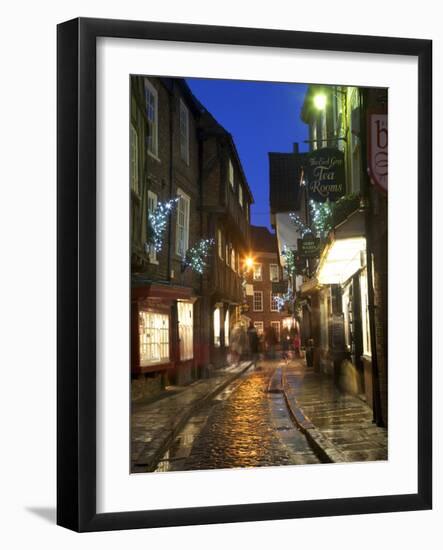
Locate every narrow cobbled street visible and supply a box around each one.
[155,360,322,472]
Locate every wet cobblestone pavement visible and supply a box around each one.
[284,360,388,462]
[155,363,321,471]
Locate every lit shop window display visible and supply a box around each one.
[178,301,194,361]
[139,311,169,365]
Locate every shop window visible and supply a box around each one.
[360,268,372,356]
[139,311,169,365]
[253,291,263,312]
[178,301,193,361]
[213,306,221,347]
[224,309,230,347]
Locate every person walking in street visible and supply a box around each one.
[293,329,301,358]
[264,325,278,360]
[247,321,259,367]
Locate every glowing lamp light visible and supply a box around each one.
[313,93,327,110]
[318,237,366,285]
[244,256,254,270]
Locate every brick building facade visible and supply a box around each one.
[130,76,252,400]
[244,226,295,348]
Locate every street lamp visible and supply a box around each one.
[313,93,327,110]
[244,256,254,270]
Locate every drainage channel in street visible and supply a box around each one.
[154,361,322,472]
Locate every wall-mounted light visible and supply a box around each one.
[313,93,327,110]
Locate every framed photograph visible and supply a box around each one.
[57,17,432,532]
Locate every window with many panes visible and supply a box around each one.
[253,263,262,281]
[176,188,190,257]
[270,292,281,312]
[144,79,158,157]
[139,311,169,365]
[269,264,279,282]
[179,99,190,164]
[253,291,263,312]
[130,124,139,195]
[178,301,193,361]
[147,191,158,263]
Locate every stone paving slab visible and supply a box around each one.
[282,360,388,463]
[131,361,253,472]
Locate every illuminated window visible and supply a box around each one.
[176,188,190,257]
[270,264,279,282]
[179,99,190,164]
[144,79,158,157]
[270,292,281,312]
[178,301,193,361]
[253,291,263,312]
[147,191,158,263]
[225,243,230,266]
[130,124,139,195]
[213,306,221,347]
[224,309,230,347]
[239,185,243,207]
[254,321,264,335]
[139,311,169,365]
[231,247,236,271]
[253,263,262,281]
[360,268,372,356]
[217,228,223,259]
[228,159,234,188]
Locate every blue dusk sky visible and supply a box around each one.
[186,78,309,230]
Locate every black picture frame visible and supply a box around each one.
[57,17,432,532]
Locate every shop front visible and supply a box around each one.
[131,282,198,400]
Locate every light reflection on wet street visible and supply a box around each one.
[155,361,321,472]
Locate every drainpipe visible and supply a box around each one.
[359,88,384,427]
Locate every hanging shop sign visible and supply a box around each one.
[297,233,321,258]
[367,112,388,193]
[305,148,345,202]
[272,281,288,294]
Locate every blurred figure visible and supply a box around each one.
[264,325,278,359]
[293,329,301,358]
[247,321,259,366]
[281,327,291,362]
[230,325,248,364]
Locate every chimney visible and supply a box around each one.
[293,142,299,154]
